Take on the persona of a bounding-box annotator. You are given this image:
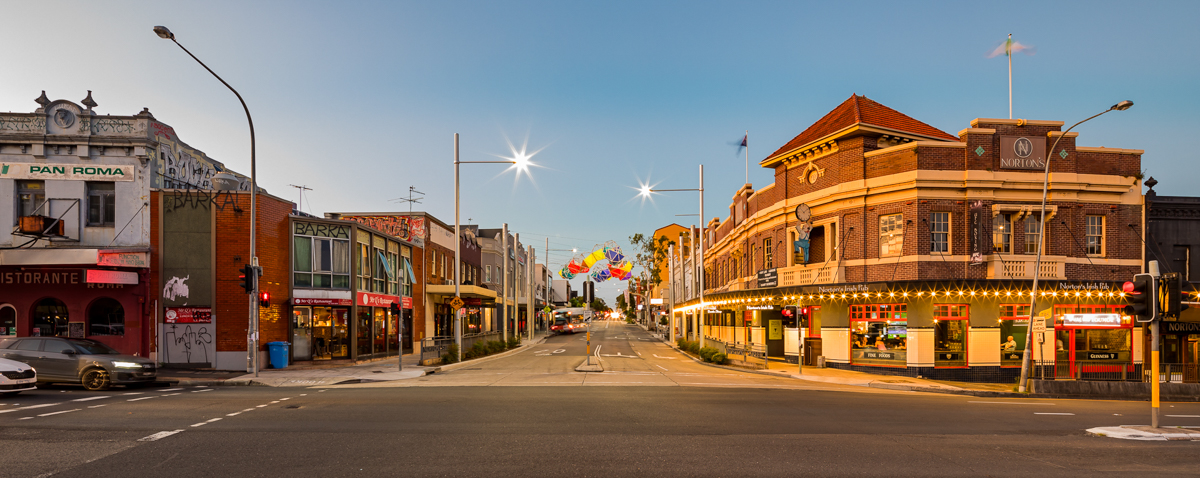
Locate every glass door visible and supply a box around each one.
[292,307,313,361]
[331,309,350,359]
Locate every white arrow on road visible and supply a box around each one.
[652,354,676,360]
[600,352,638,358]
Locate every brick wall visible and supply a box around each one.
[213,192,294,353]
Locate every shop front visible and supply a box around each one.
[850,304,908,367]
[1160,321,1200,383]
[0,264,149,356]
[1052,306,1134,379]
[291,296,352,361]
[356,291,402,359]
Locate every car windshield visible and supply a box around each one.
[70,339,120,355]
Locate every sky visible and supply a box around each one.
[4,0,1198,302]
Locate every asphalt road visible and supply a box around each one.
[3,321,1199,477]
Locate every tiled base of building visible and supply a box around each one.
[826,362,1032,383]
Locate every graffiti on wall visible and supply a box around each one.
[163,324,212,364]
[163,276,190,302]
[163,189,239,213]
[151,122,251,191]
[340,215,426,247]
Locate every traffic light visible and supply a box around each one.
[239,264,256,293]
[258,290,270,308]
[389,301,400,315]
[1122,273,1156,323]
[1160,272,1189,319]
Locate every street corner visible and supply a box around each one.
[1086,426,1200,441]
[575,358,604,372]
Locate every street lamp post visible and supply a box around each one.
[154,26,261,376]
[637,165,705,348]
[454,133,533,361]
[1017,100,1133,393]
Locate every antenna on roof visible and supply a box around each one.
[288,184,312,213]
[389,186,425,212]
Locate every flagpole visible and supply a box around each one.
[1008,33,1013,119]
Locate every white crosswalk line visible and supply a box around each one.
[38,409,81,417]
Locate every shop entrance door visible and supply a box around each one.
[402,310,414,354]
[293,307,313,361]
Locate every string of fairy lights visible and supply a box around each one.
[670,287,1157,314]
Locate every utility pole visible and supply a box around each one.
[501,224,508,341]
[1149,260,1162,429]
[527,244,535,341]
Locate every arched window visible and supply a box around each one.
[0,305,15,336]
[32,298,69,337]
[88,298,125,336]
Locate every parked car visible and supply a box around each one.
[0,357,37,396]
[0,337,155,391]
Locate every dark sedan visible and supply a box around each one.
[0,337,156,391]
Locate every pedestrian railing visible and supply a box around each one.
[1033,359,1141,382]
[461,331,503,352]
[419,336,454,362]
[1152,363,1199,384]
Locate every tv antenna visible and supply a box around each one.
[288,184,312,213]
[390,186,425,212]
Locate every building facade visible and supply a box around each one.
[672,95,1144,382]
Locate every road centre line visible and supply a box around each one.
[1034,413,1075,415]
[88,404,107,408]
[128,397,156,402]
[1167,415,1200,418]
[269,401,280,404]
[227,412,242,416]
[121,392,143,396]
[242,408,255,412]
[158,388,184,392]
[72,396,108,402]
[192,389,213,393]
[190,422,208,427]
[0,403,60,413]
[139,430,184,442]
[968,401,1055,405]
[256,404,269,408]
[656,365,668,371]
[206,418,222,423]
[163,393,181,397]
[38,409,81,417]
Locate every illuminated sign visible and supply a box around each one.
[1060,313,1123,327]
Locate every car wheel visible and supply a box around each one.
[81,369,112,391]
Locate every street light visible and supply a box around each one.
[154,26,262,376]
[635,165,705,348]
[454,133,539,361]
[1017,100,1133,392]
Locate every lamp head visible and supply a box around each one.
[153,26,175,40]
[1113,100,1133,111]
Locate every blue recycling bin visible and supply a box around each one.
[268,341,290,369]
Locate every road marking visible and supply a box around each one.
[269,401,280,404]
[242,408,255,412]
[72,396,108,402]
[653,354,676,359]
[17,417,33,420]
[227,412,242,416]
[158,388,184,392]
[139,430,184,442]
[128,397,156,402]
[279,398,291,401]
[656,365,668,371]
[192,389,213,393]
[0,403,60,413]
[88,404,107,408]
[1167,415,1200,418]
[190,422,208,427]
[968,401,1055,405]
[1034,413,1075,415]
[206,418,222,423]
[38,409,81,417]
[121,392,144,396]
[163,393,181,397]
[256,404,269,408]
[300,394,307,396]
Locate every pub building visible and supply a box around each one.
[289,215,414,363]
[672,95,1145,382]
[1143,180,1200,382]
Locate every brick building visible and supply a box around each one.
[671,95,1144,382]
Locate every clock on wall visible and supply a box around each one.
[795,204,811,222]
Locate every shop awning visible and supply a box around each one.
[426,284,497,299]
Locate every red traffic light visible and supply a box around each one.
[1122,281,1136,294]
[258,290,270,307]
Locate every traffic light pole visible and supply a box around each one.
[1149,260,1161,429]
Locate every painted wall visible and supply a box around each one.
[159,190,215,365]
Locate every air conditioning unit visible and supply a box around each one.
[18,215,64,236]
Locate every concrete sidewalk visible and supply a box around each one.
[162,333,548,387]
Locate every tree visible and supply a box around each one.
[590,298,610,313]
[615,294,626,310]
[629,232,675,294]
[568,296,585,308]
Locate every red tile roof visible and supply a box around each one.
[764,95,957,163]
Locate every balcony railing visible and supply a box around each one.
[986,255,1065,280]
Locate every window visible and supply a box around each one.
[486,265,492,283]
[993,213,1012,254]
[0,305,15,336]
[86,182,115,226]
[930,212,950,253]
[879,214,904,257]
[17,180,45,218]
[763,238,773,269]
[999,304,1032,366]
[1025,215,1042,254]
[294,234,350,289]
[88,298,124,336]
[849,304,907,366]
[358,243,371,290]
[1086,215,1104,256]
[933,304,967,367]
[32,298,69,337]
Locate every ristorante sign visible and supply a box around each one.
[0,162,135,181]
[999,136,1047,170]
[357,291,400,308]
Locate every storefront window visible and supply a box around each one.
[357,309,371,356]
[850,304,907,366]
[32,298,69,337]
[294,234,350,289]
[1053,304,1130,368]
[373,307,387,356]
[311,307,349,360]
[999,304,1031,366]
[933,304,967,367]
[87,298,124,336]
[0,305,15,335]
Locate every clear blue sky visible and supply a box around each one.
[4,0,1197,302]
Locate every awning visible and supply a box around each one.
[426,284,497,299]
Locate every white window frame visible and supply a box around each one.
[930,211,951,254]
[993,213,1012,254]
[1024,215,1043,255]
[879,213,904,257]
[1085,215,1105,257]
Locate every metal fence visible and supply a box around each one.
[704,336,766,365]
[1031,360,1200,383]
[462,331,503,353]
[419,332,507,362]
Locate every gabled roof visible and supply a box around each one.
[763,95,957,165]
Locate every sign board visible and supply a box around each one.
[0,162,135,181]
[1032,319,1047,333]
[747,305,775,310]
[756,268,778,288]
[293,297,353,306]
[650,298,664,305]
[1163,321,1200,334]
[1061,313,1123,327]
[165,307,213,324]
[768,320,782,340]
[449,297,464,310]
[402,296,413,309]
[85,269,138,285]
[969,200,985,265]
[97,251,149,268]
[358,291,401,308]
[999,136,1047,170]
[68,322,85,338]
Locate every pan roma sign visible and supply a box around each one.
[0,162,134,181]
